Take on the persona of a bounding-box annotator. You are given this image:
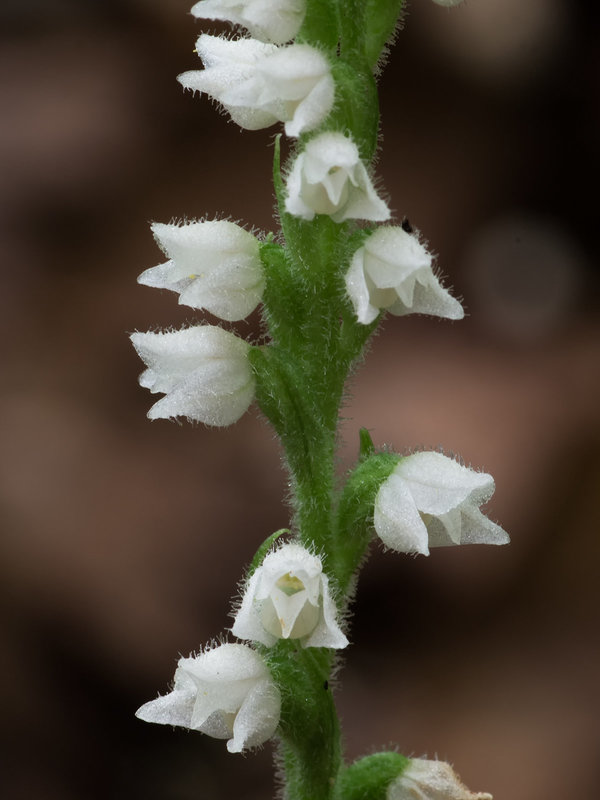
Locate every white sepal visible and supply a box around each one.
[387,758,492,800]
[190,0,306,45]
[178,35,333,137]
[285,132,390,222]
[136,643,281,754]
[130,325,254,426]
[374,452,509,556]
[232,543,348,649]
[345,227,464,324]
[138,220,264,321]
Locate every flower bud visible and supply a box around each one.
[138,220,264,322]
[285,132,390,222]
[191,0,306,45]
[374,452,509,556]
[345,226,464,324]
[136,643,281,753]
[130,325,254,426]
[178,35,334,137]
[388,759,492,800]
[232,543,348,648]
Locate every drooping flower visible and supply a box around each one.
[136,643,281,754]
[178,35,334,137]
[285,132,390,222]
[387,758,492,800]
[137,220,264,322]
[232,543,348,648]
[130,325,254,426]
[190,0,306,45]
[345,226,464,324]
[374,452,509,556]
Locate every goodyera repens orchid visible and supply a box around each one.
[387,759,493,800]
[132,2,505,799]
[178,35,334,137]
[345,226,464,324]
[130,325,254,425]
[136,643,281,753]
[138,220,264,322]
[232,543,348,648]
[285,131,390,222]
[374,451,509,556]
[191,0,307,45]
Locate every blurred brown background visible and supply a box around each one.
[1,1,599,798]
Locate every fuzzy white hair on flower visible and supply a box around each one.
[178,35,334,137]
[191,0,306,45]
[232,542,348,648]
[137,220,264,322]
[345,226,464,324]
[374,452,509,556]
[387,758,492,800]
[135,643,281,754]
[130,325,254,426]
[285,132,390,222]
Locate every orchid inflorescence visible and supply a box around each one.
[132,1,505,799]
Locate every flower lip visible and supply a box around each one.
[231,542,349,648]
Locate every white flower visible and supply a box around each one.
[130,325,254,426]
[135,643,280,754]
[285,132,390,222]
[232,543,348,648]
[345,227,464,324]
[178,35,334,137]
[137,220,264,322]
[191,0,306,45]
[374,452,509,556]
[388,759,492,800]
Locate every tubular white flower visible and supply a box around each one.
[135,643,281,754]
[232,543,348,648]
[345,227,464,324]
[191,0,306,45]
[374,452,509,556]
[137,220,264,322]
[130,325,254,426]
[285,132,390,222]
[388,759,492,800]
[178,35,334,137]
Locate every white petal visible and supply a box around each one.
[374,472,430,555]
[135,688,195,728]
[345,248,380,324]
[228,678,281,752]
[459,505,510,546]
[395,452,495,516]
[303,574,349,649]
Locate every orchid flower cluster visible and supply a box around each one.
[131,1,506,799]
